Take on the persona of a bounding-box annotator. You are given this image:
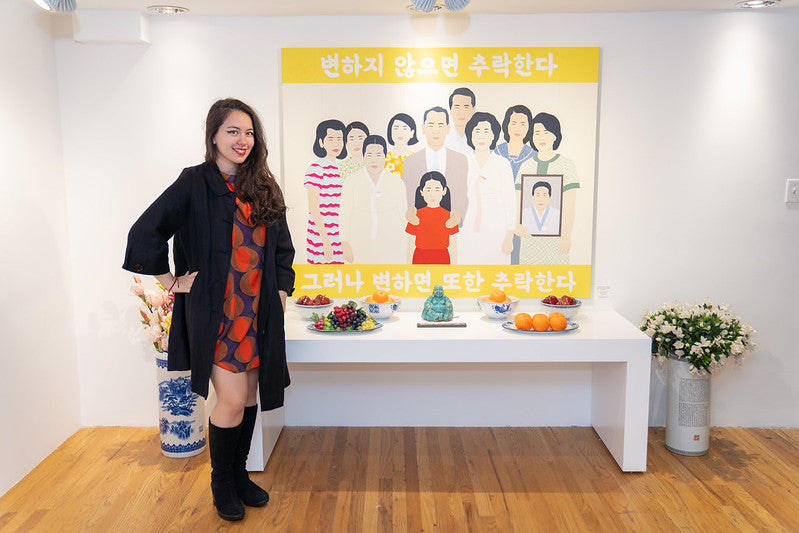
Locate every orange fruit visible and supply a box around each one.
[549,312,568,331]
[373,290,389,303]
[364,296,374,303]
[514,312,533,331]
[532,313,550,331]
[489,288,507,303]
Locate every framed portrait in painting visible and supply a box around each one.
[519,174,564,237]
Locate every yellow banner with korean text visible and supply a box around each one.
[293,264,591,299]
[281,47,599,84]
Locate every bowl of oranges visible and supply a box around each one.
[509,311,574,332]
[361,289,400,320]
[477,288,520,320]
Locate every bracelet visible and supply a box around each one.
[168,276,179,292]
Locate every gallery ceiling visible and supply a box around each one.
[70,0,798,17]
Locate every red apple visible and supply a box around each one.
[542,295,559,305]
[558,295,576,306]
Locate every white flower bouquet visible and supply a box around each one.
[130,275,173,352]
[640,300,755,374]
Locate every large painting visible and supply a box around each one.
[281,47,598,298]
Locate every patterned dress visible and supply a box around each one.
[515,154,579,265]
[385,151,410,179]
[214,173,265,373]
[304,157,344,264]
[337,157,364,180]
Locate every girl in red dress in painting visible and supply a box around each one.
[405,171,459,264]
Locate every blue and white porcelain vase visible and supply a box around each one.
[155,351,206,458]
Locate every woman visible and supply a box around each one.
[460,111,516,265]
[496,105,535,265]
[304,119,347,264]
[495,105,536,180]
[385,112,419,178]
[338,121,369,179]
[340,135,408,264]
[515,112,579,265]
[123,99,295,521]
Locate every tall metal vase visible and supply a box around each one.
[665,355,711,456]
[155,352,207,458]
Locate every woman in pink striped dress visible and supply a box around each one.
[304,119,347,264]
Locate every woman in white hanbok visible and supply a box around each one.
[459,112,516,265]
[340,135,408,264]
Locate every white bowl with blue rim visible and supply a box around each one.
[360,296,401,320]
[477,295,520,319]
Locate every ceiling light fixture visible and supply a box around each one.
[33,0,76,12]
[408,0,470,14]
[735,0,779,7]
[146,5,190,15]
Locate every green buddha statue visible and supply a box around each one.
[422,284,453,322]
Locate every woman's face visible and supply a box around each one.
[320,128,344,158]
[212,110,255,172]
[532,123,557,152]
[363,143,386,174]
[347,128,367,156]
[508,113,529,141]
[420,179,445,207]
[390,120,413,146]
[470,121,494,152]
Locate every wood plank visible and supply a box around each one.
[2,427,799,531]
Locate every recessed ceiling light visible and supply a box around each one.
[146,5,189,15]
[407,3,444,14]
[33,0,76,12]
[735,0,779,7]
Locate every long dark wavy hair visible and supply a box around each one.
[204,98,286,227]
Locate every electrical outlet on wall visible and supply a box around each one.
[785,179,799,203]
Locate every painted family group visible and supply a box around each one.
[303,87,581,267]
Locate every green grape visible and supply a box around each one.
[359,317,377,330]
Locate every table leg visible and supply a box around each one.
[591,359,649,472]
[246,406,285,471]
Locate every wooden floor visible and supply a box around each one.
[1,427,798,532]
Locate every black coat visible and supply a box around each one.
[123,161,295,411]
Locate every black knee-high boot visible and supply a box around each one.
[233,405,270,507]
[209,422,245,521]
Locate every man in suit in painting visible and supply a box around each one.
[403,106,469,230]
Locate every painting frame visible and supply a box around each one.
[519,174,564,237]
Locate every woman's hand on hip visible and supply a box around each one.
[156,271,198,293]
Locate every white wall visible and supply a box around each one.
[52,10,799,428]
[0,1,81,496]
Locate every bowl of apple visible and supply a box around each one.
[477,289,520,319]
[540,295,582,319]
[294,294,333,320]
[361,290,400,320]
